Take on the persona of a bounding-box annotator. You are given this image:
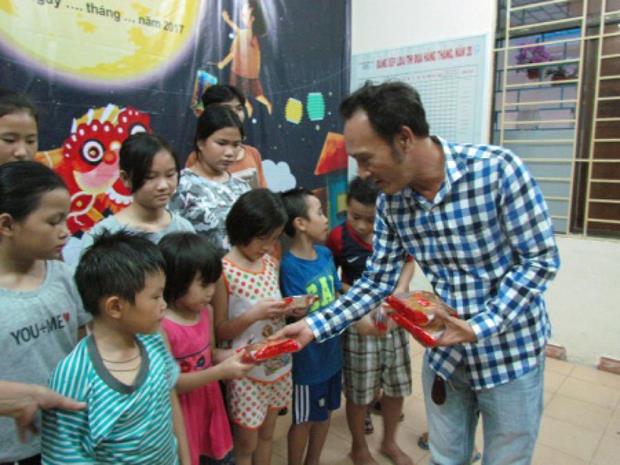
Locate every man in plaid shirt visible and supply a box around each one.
[278,81,559,465]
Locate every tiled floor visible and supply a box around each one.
[269,343,620,465]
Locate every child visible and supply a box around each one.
[42,231,191,464]
[170,106,250,253]
[0,89,39,164]
[0,161,90,464]
[217,1,272,116]
[68,133,194,266]
[186,85,268,189]
[213,188,291,465]
[159,232,253,465]
[326,176,415,465]
[279,188,343,465]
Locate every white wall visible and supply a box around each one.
[351,0,497,141]
[352,0,620,365]
[545,237,620,364]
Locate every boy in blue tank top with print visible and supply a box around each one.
[280,188,342,465]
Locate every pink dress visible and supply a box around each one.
[161,309,233,465]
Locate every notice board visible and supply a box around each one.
[350,35,487,144]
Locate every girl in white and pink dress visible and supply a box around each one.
[213,189,291,465]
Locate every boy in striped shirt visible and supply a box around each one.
[42,231,190,464]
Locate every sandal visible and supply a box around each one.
[417,432,429,450]
[364,411,374,434]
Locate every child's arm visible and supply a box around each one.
[176,352,252,394]
[394,259,416,293]
[218,52,234,70]
[213,276,287,341]
[217,11,238,69]
[353,260,415,336]
[170,390,191,465]
[222,10,240,33]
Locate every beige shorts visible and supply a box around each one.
[228,372,292,429]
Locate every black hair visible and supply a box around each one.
[201,85,246,108]
[119,132,179,193]
[158,232,223,303]
[280,187,316,238]
[247,0,267,37]
[0,161,67,221]
[340,81,429,143]
[75,230,166,316]
[347,176,379,206]
[0,89,38,126]
[226,188,287,246]
[194,105,244,152]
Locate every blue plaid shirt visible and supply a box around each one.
[307,137,560,390]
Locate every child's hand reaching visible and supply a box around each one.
[221,10,230,22]
[248,298,289,321]
[217,351,254,380]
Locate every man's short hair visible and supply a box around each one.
[75,231,165,316]
[340,81,430,143]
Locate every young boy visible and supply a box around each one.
[41,231,190,465]
[280,188,342,465]
[326,177,415,465]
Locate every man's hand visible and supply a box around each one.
[271,319,315,349]
[433,305,477,346]
[0,382,86,441]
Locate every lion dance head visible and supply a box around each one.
[35,104,151,235]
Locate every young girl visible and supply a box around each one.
[68,132,194,267]
[170,106,250,253]
[186,85,268,189]
[213,189,291,465]
[217,1,272,116]
[159,232,253,465]
[0,90,39,164]
[0,161,90,463]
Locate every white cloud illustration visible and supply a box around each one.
[263,160,297,192]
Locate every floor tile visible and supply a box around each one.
[544,370,568,393]
[545,394,613,432]
[401,395,428,435]
[606,406,620,436]
[558,377,620,410]
[415,453,431,465]
[570,364,620,390]
[537,416,603,462]
[591,433,620,465]
[531,443,589,465]
[544,389,554,407]
[545,357,575,376]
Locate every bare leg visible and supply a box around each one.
[255,95,272,114]
[245,100,254,118]
[287,421,311,465]
[380,396,413,465]
[304,417,331,465]
[254,409,279,465]
[346,399,379,465]
[233,424,258,465]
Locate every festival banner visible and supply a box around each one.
[0,0,350,233]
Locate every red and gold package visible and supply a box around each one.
[240,338,302,363]
[385,291,457,347]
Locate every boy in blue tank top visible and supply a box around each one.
[280,188,342,465]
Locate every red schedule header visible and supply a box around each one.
[376,45,474,69]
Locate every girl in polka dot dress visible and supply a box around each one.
[213,189,292,465]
